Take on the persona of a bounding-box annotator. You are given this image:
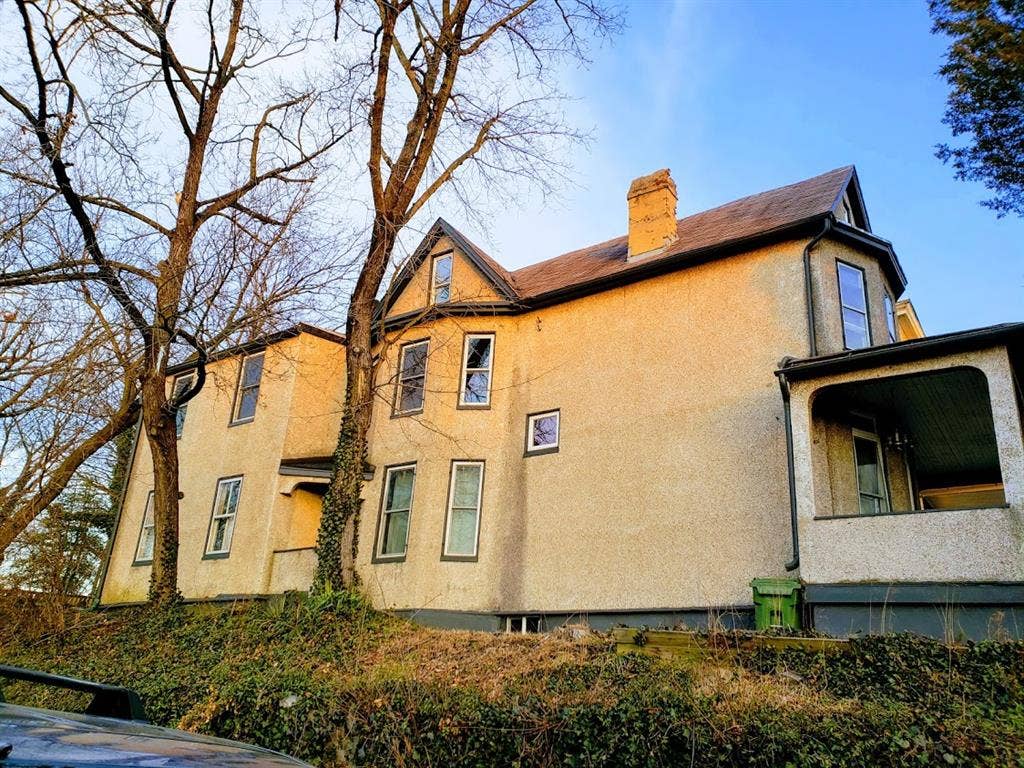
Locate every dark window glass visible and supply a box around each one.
[884,294,897,343]
[380,466,415,556]
[233,354,264,422]
[837,263,870,350]
[397,342,428,414]
[172,374,194,438]
[460,335,493,405]
[432,254,452,303]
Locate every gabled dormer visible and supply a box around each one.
[380,218,519,322]
[830,167,871,231]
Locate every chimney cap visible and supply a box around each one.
[627,168,676,200]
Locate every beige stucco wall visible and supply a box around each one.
[791,348,1024,585]
[811,239,901,354]
[387,236,503,318]
[100,332,344,604]
[357,237,822,614]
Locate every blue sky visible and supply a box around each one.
[478,0,1024,334]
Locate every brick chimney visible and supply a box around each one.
[626,169,678,260]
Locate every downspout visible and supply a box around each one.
[803,216,833,358]
[777,368,800,571]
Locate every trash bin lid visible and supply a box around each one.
[750,578,801,596]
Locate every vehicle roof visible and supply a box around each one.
[0,703,307,767]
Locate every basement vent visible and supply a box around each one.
[505,616,542,634]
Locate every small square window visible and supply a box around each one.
[506,616,542,634]
[525,410,559,455]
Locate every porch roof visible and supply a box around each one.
[777,322,1024,381]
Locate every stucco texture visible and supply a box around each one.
[100,332,345,604]
[357,236,826,614]
[791,347,1024,585]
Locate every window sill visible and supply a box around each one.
[813,503,1011,521]
[441,553,478,562]
[524,446,559,457]
[130,559,153,568]
[456,403,491,411]
[202,551,231,560]
[228,417,255,428]
[390,408,424,420]
[371,554,407,564]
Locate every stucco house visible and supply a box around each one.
[98,166,1024,639]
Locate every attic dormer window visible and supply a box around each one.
[838,192,857,227]
[431,253,452,303]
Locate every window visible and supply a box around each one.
[884,294,897,343]
[395,340,428,415]
[232,353,264,424]
[837,262,871,350]
[205,477,242,556]
[459,334,493,407]
[377,464,416,559]
[431,253,452,304]
[838,192,856,226]
[525,410,560,455]
[171,373,195,438]
[506,616,542,634]
[443,461,484,559]
[853,429,889,515]
[134,491,155,564]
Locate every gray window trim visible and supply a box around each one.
[441,459,485,561]
[524,409,560,456]
[372,462,417,563]
[229,352,264,426]
[837,260,872,350]
[131,491,155,567]
[203,475,243,558]
[392,338,429,417]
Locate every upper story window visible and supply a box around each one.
[853,428,890,516]
[231,352,264,424]
[134,491,155,564]
[837,261,870,350]
[431,253,452,304]
[525,410,560,455]
[884,294,897,343]
[443,461,484,559]
[459,333,493,407]
[395,340,428,415]
[377,463,416,559]
[172,373,195,439]
[205,476,242,557]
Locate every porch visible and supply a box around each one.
[779,324,1024,639]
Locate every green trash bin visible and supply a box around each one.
[750,578,802,631]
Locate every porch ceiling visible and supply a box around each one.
[816,368,1000,487]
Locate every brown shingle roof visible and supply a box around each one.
[510,166,856,299]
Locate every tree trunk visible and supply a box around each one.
[316,218,397,591]
[142,367,182,605]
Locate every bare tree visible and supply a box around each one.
[315,0,620,589]
[0,0,352,602]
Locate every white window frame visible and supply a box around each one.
[431,253,453,304]
[884,293,897,343]
[376,463,417,560]
[442,461,484,559]
[852,428,890,516]
[458,333,494,407]
[134,491,155,564]
[231,352,264,424]
[394,340,429,415]
[171,373,195,439]
[837,261,871,350]
[525,410,560,455]
[205,476,243,556]
[506,616,541,634]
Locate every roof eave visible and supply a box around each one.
[776,322,1024,381]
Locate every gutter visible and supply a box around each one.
[776,367,800,572]
[802,216,833,357]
